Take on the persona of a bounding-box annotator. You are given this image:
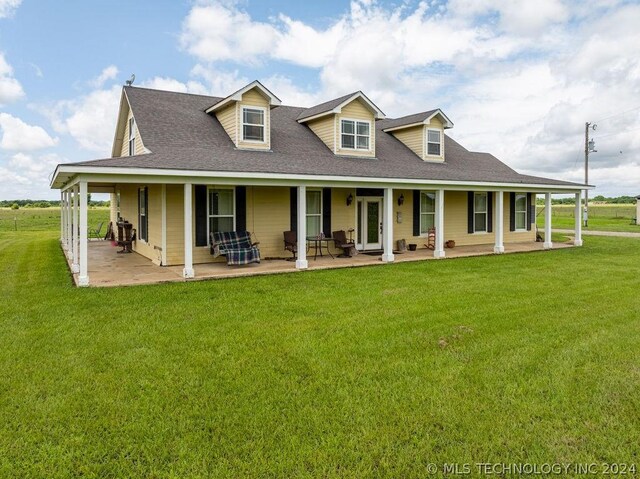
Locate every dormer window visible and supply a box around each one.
[128,117,136,156]
[341,119,370,150]
[427,129,441,156]
[242,106,265,143]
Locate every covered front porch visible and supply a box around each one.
[57,175,585,287]
[69,238,576,287]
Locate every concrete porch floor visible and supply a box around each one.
[66,239,575,287]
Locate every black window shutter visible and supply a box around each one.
[137,188,141,239]
[527,193,534,231]
[290,187,297,231]
[195,185,207,246]
[509,192,516,232]
[235,186,247,232]
[413,190,420,236]
[487,192,493,233]
[322,188,331,236]
[144,187,148,241]
[467,192,474,234]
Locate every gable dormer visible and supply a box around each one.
[206,80,281,151]
[382,109,453,162]
[297,91,385,158]
[112,88,147,157]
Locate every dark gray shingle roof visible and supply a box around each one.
[67,86,582,188]
[381,110,439,130]
[295,91,359,121]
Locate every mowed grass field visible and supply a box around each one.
[536,204,640,233]
[1,209,640,478]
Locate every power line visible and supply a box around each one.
[593,105,640,124]
[593,125,640,140]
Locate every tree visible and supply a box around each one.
[11,203,19,210]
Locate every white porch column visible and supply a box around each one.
[78,181,89,286]
[494,191,505,254]
[66,190,72,254]
[161,184,167,266]
[543,192,553,249]
[60,191,64,243]
[71,185,79,273]
[574,192,583,246]
[296,185,308,269]
[183,183,195,278]
[61,191,68,250]
[382,187,395,262]
[434,189,445,258]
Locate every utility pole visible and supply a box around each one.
[584,122,597,227]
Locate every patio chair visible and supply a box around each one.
[425,227,436,250]
[332,230,357,257]
[283,230,297,261]
[89,222,104,240]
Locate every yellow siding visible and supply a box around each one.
[117,186,536,267]
[392,126,423,159]
[215,103,237,145]
[237,88,271,150]
[117,184,163,264]
[119,106,146,157]
[335,98,376,157]
[307,115,335,152]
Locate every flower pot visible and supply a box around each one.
[408,243,417,251]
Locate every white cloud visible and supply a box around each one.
[0,0,21,18]
[0,113,58,150]
[0,152,65,199]
[0,53,24,105]
[90,65,119,88]
[47,85,121,153]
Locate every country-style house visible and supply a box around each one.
[50,80,587,286]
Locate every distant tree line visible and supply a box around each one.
[1,197,110,209]
[536,195,637,205]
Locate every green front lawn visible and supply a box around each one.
[1,212,639,477]
[536,204,640,233]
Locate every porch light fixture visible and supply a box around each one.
[398,194,404,206]
[346,193,353,206]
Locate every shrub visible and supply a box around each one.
[11,203,19,210]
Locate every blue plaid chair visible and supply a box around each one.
[210,231,261,266]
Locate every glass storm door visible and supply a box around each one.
[356,198,382,250]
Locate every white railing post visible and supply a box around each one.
[78,181,89,286]
[574,192,583,246]
[382,187,395,262]
[544,192,553,249]
[183,183,195,278]
[434,189,445,258]
[494,191,504,253]
[72,185,79,273]
[296,185,308,269]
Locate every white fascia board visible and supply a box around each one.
[298,92,386,123]
[205,80,282,114]
[382,121,424,133]
[426,109,454,129]
[51,164,589,193]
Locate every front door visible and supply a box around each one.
[356,198,382,250]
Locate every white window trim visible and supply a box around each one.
[425,128,443,158]
[138,186,147,243]
[241,106,267,144]
[419,190,436,236]
[306,188,323,237]
[206,186,236,242]
[128,117,136,156]
[514,193,528,232]
[340,118,372,151]
[473,192,488,233]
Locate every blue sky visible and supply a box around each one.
[1,0,639,199]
